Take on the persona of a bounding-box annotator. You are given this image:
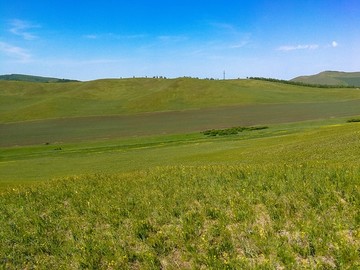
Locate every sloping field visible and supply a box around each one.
[1,78,360,123]
[1,99,360,147]
[1,120,360,185]
[1,123,359,268]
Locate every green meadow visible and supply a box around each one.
[1,78,360,123]
[0,78,359,269]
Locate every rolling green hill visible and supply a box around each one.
[291,71,360,86]
[1,77,360,146]
[0,74,79,83]
[1,77,360,123]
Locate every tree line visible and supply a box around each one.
[248,77,355,88]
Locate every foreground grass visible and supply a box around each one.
[1,165,359,269]
[1,120,359,268]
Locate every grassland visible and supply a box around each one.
[2,100,360,147]
[1,78,360,123]
[1,78,360,147]
[1,164,359,269]
[0,78,359,269]
[0,117,359,184]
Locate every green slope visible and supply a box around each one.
[0,74,78,83]
[1,118,360,184]
[1,77,360,123]
[1,101,360,147]
[291,71,360,86]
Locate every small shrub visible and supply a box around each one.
[347,118,360,123]
[201,126,268,137]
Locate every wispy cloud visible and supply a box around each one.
[278,41,339,51]
[8,19,40,40]
[210,22,239,33]
[83,33,147,40]
[50,58,122,65]
[228,36,251,49]
[0,41,32,62]
[208,22,252,50]
[117,34,147,39]
[157,35,188,43]
[229,43,248,49]
[277,44,319,51]
[83,34,98,39]
[209,22,252,38]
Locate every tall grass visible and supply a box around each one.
[1,165,359,269]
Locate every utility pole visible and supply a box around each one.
[223,70,226,80]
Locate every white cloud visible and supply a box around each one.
[8,19,40,40]
[0,41,32,62]
[332,41,338,47]
[277,44,319,51]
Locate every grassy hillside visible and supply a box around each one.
[1,77,359,268]
[1,78,360,123]
[1,77,360,147]
[1,121,359,269]
[291,71,360,86]
[0,74,78,83]
[2,100,360,147]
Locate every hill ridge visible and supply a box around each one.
[291,71,360,86]
[0,73,79,83]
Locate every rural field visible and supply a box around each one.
[0,78,360,269]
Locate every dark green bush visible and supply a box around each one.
[202,126,268,137]
[347,118,360,123]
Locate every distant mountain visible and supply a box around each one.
[0,74,79,83]
[291,71,360,87]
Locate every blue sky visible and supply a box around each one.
[1,0,359,80]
